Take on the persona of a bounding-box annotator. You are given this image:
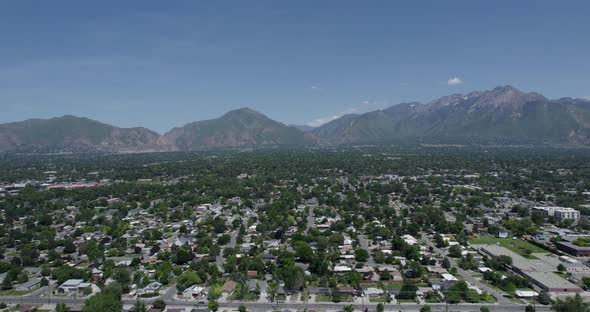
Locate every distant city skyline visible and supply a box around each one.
[1,1,589,133]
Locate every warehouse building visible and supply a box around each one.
[475,244,583,294]
[554,241,590,257]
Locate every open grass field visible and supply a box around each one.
[469,237,546,259]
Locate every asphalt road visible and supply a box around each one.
[0,295,550,312]
[306,205,315,234]
[357,234,376,267]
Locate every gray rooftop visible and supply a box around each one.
[473,244,582,292]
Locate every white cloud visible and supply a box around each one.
[310,86,322,90]
[306,108,358,127]
[307,99,393,127]
[361,100,383,107]
[447,77,463,85]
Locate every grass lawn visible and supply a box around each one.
[229,292,258,301]
[332,294,354,302]
[469,237,546,259]
[480,280,507,295]
[315,294,332,302]
[300,289,309,301]
[450,271,465,281]
[275,294,287,302]
[506,295,526,304]
[381,282,403,290]
[360,283,379,289]
[369,296,388,303]
[0,289,30,296]
[481,293,497,303]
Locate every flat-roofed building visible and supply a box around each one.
[473,244,583,294]
[533,207,580,222]
[554,241,590,257]
[441,273,459,289]
[58,279,92,293]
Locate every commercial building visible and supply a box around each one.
[533,207,580,222]
[474,244,583,294]
[554,241,590,257]
[58,279,92,293]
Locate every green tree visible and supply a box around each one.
[496,255,513,267]
[447,292,462,304]
[208,299,219,312]
[434,233,447,248]
[552,293,589,312]
[376,303,384,312]
[17,272,28,284]
[538,290,551,305]
[525,304,535,312]
[442,257,451,269]
[82,283,122,312]
[294,241,314,263]
[448,245,462,258]
[343,305,354,312]
[420,305,431,312]
[173,247,193,265]
[176,270,202,291]
[131,300,146,312]
[51,266,90,284]
[218,234,231,245]
[238,304,247,312]
[480,307,490,312]
[354,248,369,262]
[83,240,103,263]
[55,303,70,312]
[152,299,166,310]
[111,268,131,292]
[267,281,278,302]
[398,283,418,300]
[279,264,305,291]
[458,254,479,270]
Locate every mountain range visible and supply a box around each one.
[1,86,590,153]
[311,86,590,145]
[159,108,314,150]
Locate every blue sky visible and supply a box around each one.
[1,1,589,132]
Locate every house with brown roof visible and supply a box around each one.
[221,280,237,293]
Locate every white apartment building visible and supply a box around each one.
[533,206,580,222]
